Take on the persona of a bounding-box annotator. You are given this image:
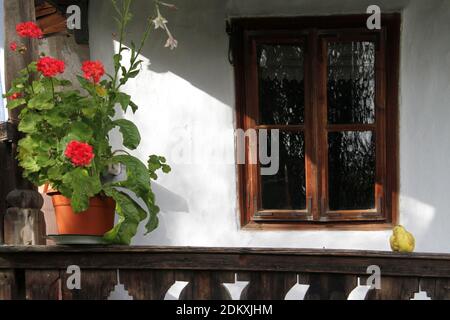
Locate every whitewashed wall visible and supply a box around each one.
[89,0,450,253]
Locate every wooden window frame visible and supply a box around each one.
[232,14,400,231]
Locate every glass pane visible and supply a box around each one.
[328,41,376,124]
[258,44,305,125]
[328,131,376,211]
[261,131,306,210]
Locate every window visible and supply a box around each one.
[232,15,400,230]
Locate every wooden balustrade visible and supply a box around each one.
[0,246,449,300]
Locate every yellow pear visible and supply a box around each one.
[390,225,415,253]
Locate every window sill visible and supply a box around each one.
[241,221,394,232]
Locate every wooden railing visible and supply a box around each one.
[0,246,449,300]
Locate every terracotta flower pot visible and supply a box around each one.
[51,194,116,236]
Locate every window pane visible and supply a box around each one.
[258,44,305,125]
[261,131,306,210]
[328,131,376,210]
[328,42,376,124]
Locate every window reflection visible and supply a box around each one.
[258,44,305,125]
[328,131,376,210]
[261,131,306,210]
[328,42,376,124]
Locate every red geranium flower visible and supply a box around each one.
[65,141,95,167]
[37,56,65,77]
[16,22,43,39]
[9,93,22,100]
[9,42,18,51]
[82,61,105,83]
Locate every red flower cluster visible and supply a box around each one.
[37,57,65,77]
[16,22,43,39]
[9,93,22,100]
[9,42,18,51]
[65,141,95,167]
[82,61,105,83]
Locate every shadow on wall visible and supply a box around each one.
[103,0,233,106]
[153,182,190,214]
[91,0,235,245]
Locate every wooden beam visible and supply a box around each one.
[1,0,39,244]
[4,0,39,124]
[1,246,450,278]
[35,2,57,18]
[37,12,67,35]
[35,0,89,44]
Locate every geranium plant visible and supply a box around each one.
[4,0,177,244]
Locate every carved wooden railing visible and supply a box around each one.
[0,246,449,300]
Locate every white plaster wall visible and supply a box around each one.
[89,0,450,253]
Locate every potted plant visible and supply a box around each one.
[4,0,177,245]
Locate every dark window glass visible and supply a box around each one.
[258,44,305,125]
[261,131,306,210]
[328,41,376,124]
[328,131,376,210]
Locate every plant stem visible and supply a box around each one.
[111,0,131,90]
[26,65,35,94]
[115,20,151,92]
[112,149,132,156]
[115,4,158,91]
[50,78,55,101]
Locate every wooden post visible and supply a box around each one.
[1,0,41,244]
[4,190,46,245]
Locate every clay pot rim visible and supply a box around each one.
[45,185,114,205]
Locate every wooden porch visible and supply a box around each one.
[0,246,449,300]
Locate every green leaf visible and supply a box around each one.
[113,54,122,69]
[103,188,146,245]
[47,166,63,181]
[162,164,171,174]
[18,135,39,154]
[28,61,37,72]
[28,92,54,110]
[62,168,102,212]
[111,155,149,198]
[145,209,159,234]
[19,112,42,133]
[129,101,138,113]
[36,154,55,168]
[127,70,139,78]
[132,60,144,70]
[148,155,171,180]
[110,155,163,237]
[21,157,40,173]
[115,92,131,112]
[54,79,72,87]
[44,109,67,127]
[32,81,45,93]
[80,98,99,119]
[113,119,141,150]
[144,196,160,235]
[17,136,41,173]
[77,75,95,94]
[81,107,97,119]
[7,98,26,110]
[68,121,94,142]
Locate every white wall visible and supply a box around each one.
[89,0,450,253]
